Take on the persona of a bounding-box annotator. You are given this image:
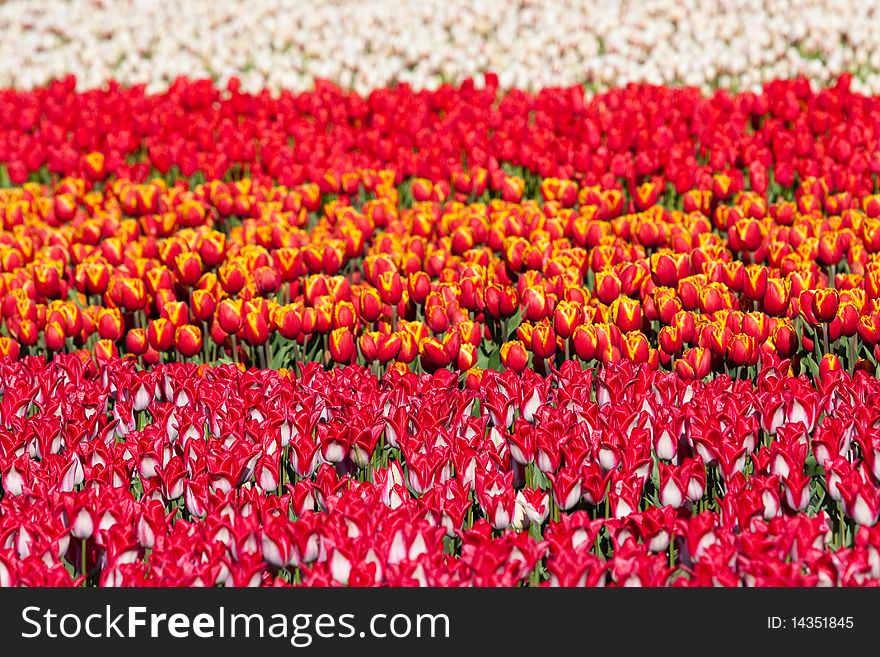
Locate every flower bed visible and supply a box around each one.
[0,75,879,586]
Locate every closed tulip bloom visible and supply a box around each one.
[219,261,247,295]
[594,269,622,305]
[763,278,791,317]
[553,300,584,339]
[675,347,711,379]
[650,251,690,287]
[76,262,110,295]
[273,304,302,340]
[500,340,529,373]
[125,328,148,356]
[571,324,597,362]
[418,336,451,371]
[395,330,418,364]
[190,289,217,323]
[243,311,270,346]
[175,324,202,358]
[425,302,450,334]
[521,287,550,322]
[653,287,681,325]
[358,288,383,323]
[812,288,840,323]
[174,252,203,287]
[612,297,642,332]
[93,338,118,362]
[147,318,174,352]
[108,277,147,312]
[376,270,403,305]
[329,327,356,364]
[742,264,768,301]
[727,333,758,367]
[0,336,19,360]
[198,231,226,268]
[217,298,244,334]
[407,271,431,305]
[819,353,842,378]
[96,307,124,341]
[658,325,682,355]
[530,321,556,359]
[254,266,281,296]
[621,331,650,364]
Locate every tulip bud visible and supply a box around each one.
[243,311,270,346]
[376,270,403,305]
[658,325,682,355]
[126,328,148,356]
[594,269,622,305]
[94,338,118,362]
[418,336,452,372]
[407,272,431,305]
[819,353,842,378]
[147,318,174,352]
[553,300,584,339]
[329,327,356,364]
[675,347,710,379]
[727,333,758,367]
[811,289,840,324]
[274,305,302,340]
[763,278,791,317]
[219,261,247,295]
[175,325,203,358]
[198,231,227,268]
[612,297,642,332]
[358,288,383,323]
[174,252,203,287]
[500,340,529,373]
[44,321,66,352]
[108,277,147,312]
[217,299,244,334]
[191,289,217,323]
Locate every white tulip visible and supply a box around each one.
[0,0,876,94]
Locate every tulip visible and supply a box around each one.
[174,252,203,287]
[812,289,840,324]
[530,321,556,360]
[175,325,203,358]
[553,300,584,339]
[146,318,174,352]
[217,299,244,334]
[191,289,217,323]
[329,327,356,364]
[243,311,270,346]
[763,278,791,317]
[125,328,148,356]
[358,288,383,323]
[96,308,124,342]
[44,321,66,352]
[500,340,529,373]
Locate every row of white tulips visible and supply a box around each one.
[1,0,879,94]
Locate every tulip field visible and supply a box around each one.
[3,3,880,589]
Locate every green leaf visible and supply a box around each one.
[802,354,819,380]
[487,348,502,371]
[506,306,524,341]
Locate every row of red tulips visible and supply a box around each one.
[0,74,878,199]
[0,354,877,586]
